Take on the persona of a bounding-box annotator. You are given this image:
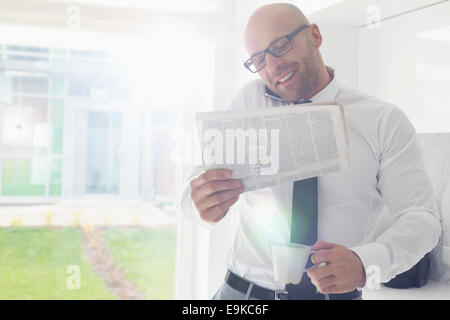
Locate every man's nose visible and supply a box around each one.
[265,53,284,73]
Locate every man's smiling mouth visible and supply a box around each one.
[276,70,296,86]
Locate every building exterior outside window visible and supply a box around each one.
[0,44,176,204]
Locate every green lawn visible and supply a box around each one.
[0,227,177,300]
[104,228,177,299]
[0,227,115,299]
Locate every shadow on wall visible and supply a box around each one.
[372,133,450,284]
[418,133,450,284]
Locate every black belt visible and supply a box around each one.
[225,269,362,300]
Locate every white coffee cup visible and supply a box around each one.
[271,242,317,285]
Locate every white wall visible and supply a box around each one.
[315,23,359,88]
[358,1,450,133]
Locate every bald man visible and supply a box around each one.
[181,3,441,300]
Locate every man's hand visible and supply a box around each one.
[190,169,245,223]
[307,241,366,294]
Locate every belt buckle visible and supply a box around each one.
[275,289,288,300]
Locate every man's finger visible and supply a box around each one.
[206,196,240,223]
[311,248,335,265]
[196,187,245,212]
[193,180,243,200]
[315,275,337,293]
[307,263,334,281]
[191,170,232,189]
[320,284,340,294]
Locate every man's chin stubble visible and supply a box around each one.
[279,88,306,103]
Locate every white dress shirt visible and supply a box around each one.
[179,67,442,291]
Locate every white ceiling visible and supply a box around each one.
[0,0,231,37]
[0,0,448,33]
[42,0,221,12]
[308,0,449,27]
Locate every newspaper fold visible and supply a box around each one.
[195,102,349,191]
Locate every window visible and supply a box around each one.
[0,72,50,197]
[6,45,49,63]
[0,21,217,297]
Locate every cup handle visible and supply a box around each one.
[304,250,324,273]
[304,264,319,273]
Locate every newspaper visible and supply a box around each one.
[195,102,349,191]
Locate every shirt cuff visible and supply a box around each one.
[350,242,392,287]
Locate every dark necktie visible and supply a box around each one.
[289,177,318,248]
[285,99,324,299]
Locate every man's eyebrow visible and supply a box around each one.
[249,33,288,58]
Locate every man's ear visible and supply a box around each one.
[308,24,323,48]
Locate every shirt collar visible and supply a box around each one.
[264,66,339,104]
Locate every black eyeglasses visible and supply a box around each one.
[243,24,310,73]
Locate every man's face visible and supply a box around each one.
[245,23,320,103]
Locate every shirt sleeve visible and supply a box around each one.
[351,105,442,284]
[178,164,219,229]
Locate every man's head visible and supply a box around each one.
[243,3,327,103]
